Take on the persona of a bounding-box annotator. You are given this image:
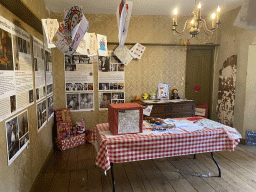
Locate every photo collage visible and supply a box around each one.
[47,95,54,120]
[99,92,125,109]
[65,54,92,71]
[66,93,94,111]
[98,51,125,110]
[36,100,47,131]
[5,110,29,165]
[65,54,94,92]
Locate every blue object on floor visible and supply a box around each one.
[246,131,256,146]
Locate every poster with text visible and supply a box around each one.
[65,54,94,92]
[6,110,29,165]
[0,15,33,122]
[47,94,54,120]
[66,93,94,111]
[37,99,47,132]
[33,36,46,101]
[45,48,53,96]
[98,51,125,92]
[99,92,125,110]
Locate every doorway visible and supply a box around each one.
[185,46,215,118]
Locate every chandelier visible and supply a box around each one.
[172,0,221,37]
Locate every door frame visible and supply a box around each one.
[185,45,215,118]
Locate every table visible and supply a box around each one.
[91,117,240,192]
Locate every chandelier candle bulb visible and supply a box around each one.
[197,3,201,19]
[212,13,216,28]
[191,19,195,27]
[174,8,178,24]
[217,6,220,23]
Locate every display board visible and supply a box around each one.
[64,54,94,111]
[0,15,33,121]
[33,36,46,101]
[98,51,125,110]
[45,48,53,96]
[5,110,29,165]
[47,94,54,121]
[36,99,47,132]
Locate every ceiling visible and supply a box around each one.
[44,0,243,16]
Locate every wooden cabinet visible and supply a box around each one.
[142,100,195,118]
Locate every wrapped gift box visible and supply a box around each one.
[55,108,72,122]
[57,121,72,139]
[56,133,86,151]
[108,103,143,135]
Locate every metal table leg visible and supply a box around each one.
[110,162,116,192]
[211,152,221,177]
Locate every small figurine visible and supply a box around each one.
[150,92,156,100]
[135,95,141,101]
[171,89,180,99]
[143,93,148,100]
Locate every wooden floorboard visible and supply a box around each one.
[196,152,256,191]
[30,143,256,192]
[138,159,176,191]
[153,158,197,192]
[123,161,154,192]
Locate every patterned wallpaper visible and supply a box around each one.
[51,13,217,127]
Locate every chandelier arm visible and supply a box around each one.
[201,19,219,36]
[173,20,191,36]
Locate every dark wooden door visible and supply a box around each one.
[185,47,214,118]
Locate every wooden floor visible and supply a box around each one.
[30,144,256,192]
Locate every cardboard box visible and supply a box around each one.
[108,103,143,135]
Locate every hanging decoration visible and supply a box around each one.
[52,6,89,56]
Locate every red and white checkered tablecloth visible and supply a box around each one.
[92,118,239,171]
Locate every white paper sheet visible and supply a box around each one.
[41,19,59,49]
[143,105,153,116]
[97,34,108,56]
[114,45,133,65]
[129,43,146,59]
[181,125,205,132]
[118,1,133,46]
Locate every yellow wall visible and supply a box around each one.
[0,2,53,192]
[244,45,256,135]
[212,7,256,137]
